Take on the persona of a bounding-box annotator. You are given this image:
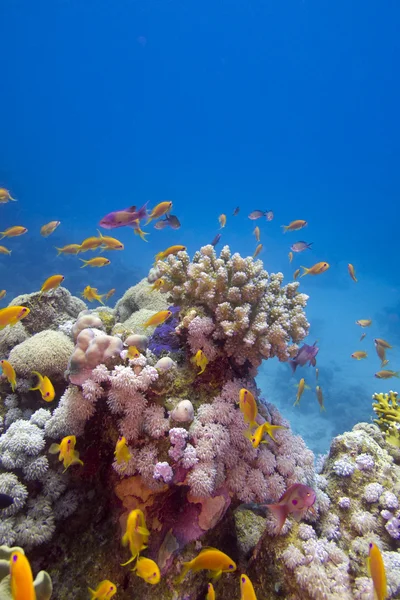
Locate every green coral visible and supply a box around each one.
[0,546,52,599]
[372,391,400,447]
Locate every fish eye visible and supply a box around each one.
[45,392,50,397]
[241,577,246,583]
[229,564,234,569]
[67,439,71,444]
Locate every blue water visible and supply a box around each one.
[1,0,399,454]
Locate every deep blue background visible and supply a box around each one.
[1,0,399,452]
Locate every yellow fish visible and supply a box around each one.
[55,243,82,255]
[149,278,165,292]
[0,188,17,203]
[155,245,186,262]
[0,359,17,391]
[39,274,64,299]
[49,435,84,473]
[143,310,172,328]
[348,263,357,282]
[0,306,30,329]
[263,422,287,442]
[0,246,11,255]
[374,338,392,349]
[133,222,150,242]
[294,378,309,406]
[374,342,386,366]
[114,436,132,465]
[177,548,236,583]
[253,244,263,258]
[105,288,116,301]
[10,550,35,600]
[240,574,257,600]
[97,231,124,250]
[239,388,258,428]
[40,221,60,237]
[191,349,209,375]
[127,345,141,359]
[219,214,227,228]
[206,582,216,600]
[82,285,105,304]
[121,509,150,566]
[80,257,110,268]
[0,226,27,239]
[88,580,117,599]
[253,226,260,242]
[132,556,160,585]
[356,319,372,327]
[80,236,104,252]
[316,386,326,412]
[246,423,268,449]
[288,251,293,263]
[293,268,300,280]
[351,351,367,360]
[375,370,400,379]
[300,262,329,277]
[367,542,387,600]
[146,201,173,224]
[0,290,6,300]
[30,371,55,402]
[282,220,307,232]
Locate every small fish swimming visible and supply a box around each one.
[132,556,160,585]
[375,370,399,379]
[374,342,387,366]
[367,542,387,600]
[121,509,150,566]
[146,201,173,224]
[192,349,209,375]
[233,206,240,216]
[248,210,272,220]
[240,574,257,600]
[206,582,216,600]
[49,435,84,473]
[253,244,263,258]
[97,231,124,250]
[133,222,150,242]
[114,436,132,465]
[143,310,172,328]
[0,492,14,509]
[0,226,27,239]
[351,351,367,360]
[316,385,326,411]
[88,580,117,599]
[55,243,82,255]
[0,188,17,203]
[40,221,60,237]
[39,274,64,299]
[239,388,258,428]
[265,210,274,221]
[288,251,293,263]
[0,360,17,391]
[155,245,186,262]
[10,550,35,600]
[127,345,141,359]
[80,236,104,252]
[293,268,300,280]
[154,214,181,230]
[356,319,372,327]
[253,226,260,242]
[315,367,319,380]
[282,220,307,232]
[291,241,313,252]
[0,246,12,255]
[99,203,148,229]
[294,378,309,406]
[0,306,29,329]
[82,286,105,304]
[80,257,110,268]
[266,483,316,534]
[360,333,366,342]
[176,548,236,583]
[219,214,227,228]
[0,290,6,300]
[211,233,221,247]
[105,288,116,301]
[149,278,165,292]
[289,342,319,373]
[348,263,357,282]
[300,262,329,277]
[30,371,55,402]
[374,338,393,349]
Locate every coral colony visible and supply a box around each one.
[0,245,399,599]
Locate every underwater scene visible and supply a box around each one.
[0,0,399,598]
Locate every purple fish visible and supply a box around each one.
[99,203,148,230]
[291,241,313,253]
[233,206,240,216]
[289,342,319,373]
[248,209,274,221]
[211,233,221,247]
[154,214,181,230]
[265,210,274,221]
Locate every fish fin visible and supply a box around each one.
[137,526,150,536]
[300,266,309,277]
[79,259,88,267]
[311,358,316,367]
[124,205,137,213]
[304,384,311,390]
[289,360,297,374]
[307,242,313,248]
[211,570,222,581]
[88,587,97,599]
[291,508,307,522]
[0,234,4,240]
[281,226,288,232]
[121,555,137,566]
[96,229,104,239]
[266,503,289,534]
[135,202,149,221]
[48,443,60,454]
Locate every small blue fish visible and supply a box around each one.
[211,233,221,247]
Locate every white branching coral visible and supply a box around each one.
[157,244,309,367]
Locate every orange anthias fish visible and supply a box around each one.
[0,226,27,239]
[82,286,105,304]
[348,263,357,282]
[206,582,216,600]
[176,548,237,583]
[143,310,172,328]
[316,386,326,412]
[253,244,263,258]
[253,226,260,242]
[121,509,150,566]
[191,349,209,375]
[356,319,372,327]
[127,345,141,359]
[0,359,17,391]
[80,257,111,268]
[351,351,367,360]
[0,306,30,329]
[40,221,60,237]
[374,338,393,349]
[39,274,64,299]
[240,574,257,600]
[368,542,387,600]
[375,370,400,379]
[146,201,173,225]
[0,290,6,300]
[294,378,309,406]
[114,436,132,465]
[239,388,258,428]
[293,269,300,280]
[80,236,104,252]
[105,288,116,301]
[266,483,316,534]
[88,580,117,599]
[282,220,307,232]
[56,243,82,255]
[97,231,124,251]
[30,371,55,402]
[0,188,17,203]
[132,556,161,585]
[10,550,35,600]
[155,245,186,262]
[288,251,293,263]
[0,245,12,255]
[219,214,227,228]
[300,262,330,277]
[149,278,165,292]
[49,435,84,473]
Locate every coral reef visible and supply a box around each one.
[373,390,400,448]
[114,278,169,323]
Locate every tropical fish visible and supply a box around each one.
[367,542,387,600]
[300,262,329,276]
[149,278,165,292]
[0,306,30,329]
[39,274,64,298]
[146,201,173,224]
[375,370,400,379]
[282,220,307,232]
[176,548,236,583]
[30,371,55,402]
[191,349,209,375]
[348,263,357,282]
[49,435,84,473]
[133,223,150,242]
[143,310,172,328]
[233,207,240,216]
[82,286,105,304]
[132,556,160,585]
[80,236,104,252]
[294,378,309,406]
[265,210,274,221]
[0,226,27,239]
[206,582,216,600]
[253,226,260,242]
[121,509,150,566]
[288,251,293,263]
[40,221,60,237]
[316,386,326,412]
[0,188,17,203]
[253,244,263,258]
[219,214,227,228]
[266,483,316,534]
[246,423,267,449]
[0,359,16,391]
[291,241,313,252]
[263,422,287,442]
[0,492,13,509]
[315,367,319,380]
[211,234,221,247]
[114,436,132,465]
[240,575,257,600]
[55,243,81,255]
[105,288,116,301]
[99,203,148,229]
[239,388,258,428]
[88,580,117,599]
[154,214,181,230]
[289,342,319,373]
[248,210,271,220]
[97,231,124,250]
[155,245,186,262]
[0,246,11,255]
[0,290,6,300]
[80,257,110,268]
[356,319,372,327]
[360,333,366,342]
[374,342,387,366]
[351,351,367,360]
[10,550,35,600]
[293,269,300,280]
[374,338,393,349]
[127,345,141,359]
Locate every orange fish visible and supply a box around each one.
[97,231,124,250]
[55,243,81,255]
[348,263,357,282]
[80,236,104,252]
[121,509,150,566]
[10,550,35,600]
[219,214,227,228]
[146,201,173,224]
[39,274,64,299]
[240,574,257,600]
[253,226,260,242]
[49,435,84,473]
[300,262,329,277]
[288,251,293,263]
[368,542,387,600]
[239,388,258,428]
[351,351,367,360]
[282,220,307,232]
[105,288,116,301]
[40,221,60,237]
[0,359,17,391]
[0,246,11,255]
[266,483,316,534]
[293,269,300,280]
[0,306,29,329]
[0,226,27,239]
[253,244,263,258]
[80,257,110,268]
[0,290,6,300]
[356,319,372,327]
[155,245,186,262]
[143,310,172,328]
[0,188,17,203]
